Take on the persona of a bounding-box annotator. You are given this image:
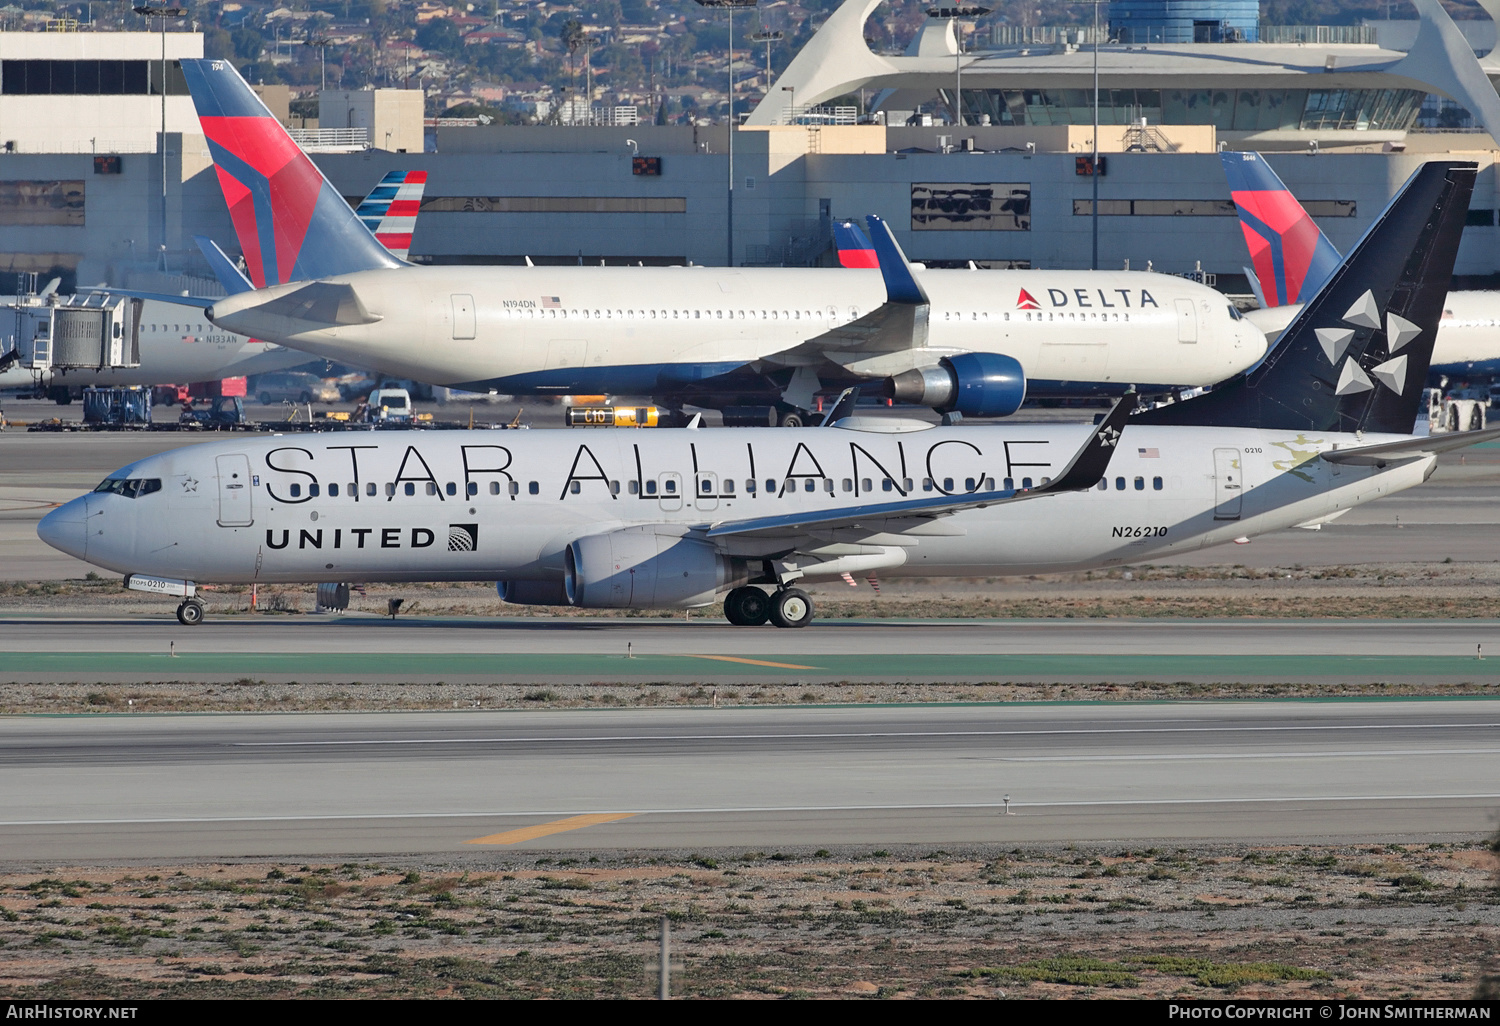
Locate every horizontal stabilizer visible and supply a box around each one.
[213,281,382,328]
[194,235,254,295]
[1320,425,1500,465]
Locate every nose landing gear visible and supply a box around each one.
[175,599,205,626]
[723,586,814,628]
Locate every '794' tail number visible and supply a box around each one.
[1112,525,1168,538]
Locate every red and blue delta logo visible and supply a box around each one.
[1016,289,1041,311]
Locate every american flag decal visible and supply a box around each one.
[1138,447,1160,458]
[542,296,562,308]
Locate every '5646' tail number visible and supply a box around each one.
[1112,525,1168,538]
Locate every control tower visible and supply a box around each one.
[1110,0,1260,44]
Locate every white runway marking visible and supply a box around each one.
[230,722,1500,746]
[7,792,1500,828]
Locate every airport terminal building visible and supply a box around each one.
[5,0,1500,294]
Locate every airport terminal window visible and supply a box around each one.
[0,59,175,95]
[1153,477,1164,490]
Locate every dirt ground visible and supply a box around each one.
[0,841,1495,1000]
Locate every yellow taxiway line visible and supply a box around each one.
[464,812,636,846]
[686,654,819,670]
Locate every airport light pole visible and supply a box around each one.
[1088,0,1107,270]
[696,0,754,268]
[306,35,331,91]
[926,7,991,127]
[750,29,783,98]
[133,4,188,272]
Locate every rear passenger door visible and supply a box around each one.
[216,454,253,527]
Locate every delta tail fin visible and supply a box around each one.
[834,220,879,268]
[1221,151,1343,307]
[1139,160,1475,434]
[179,58,402,288]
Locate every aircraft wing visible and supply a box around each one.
[701,393,1135,540]
[1320,426,1500,465]
[762,214,931,364]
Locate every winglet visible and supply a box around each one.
[1032,391,1136,494]
[820,386,860,426]
[194,235,254,296]
[865,215,929,305]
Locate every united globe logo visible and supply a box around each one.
[448,524,478,552]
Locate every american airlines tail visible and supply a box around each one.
[1140,160,1475,434]
[179,58,403,288]
[1221,151,1342,307]
[356,170,428,261]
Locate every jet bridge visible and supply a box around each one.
[2,292,141,374]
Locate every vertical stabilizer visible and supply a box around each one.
[1221,151,1343,307]
[356,170,428,261]
[179,58,403,288]
[1140,161,1475,434]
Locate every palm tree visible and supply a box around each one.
[561,18,584,121]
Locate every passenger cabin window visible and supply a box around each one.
[1153,476,1164,490]
[308,483,320,498]
[1135,476,1145,490]
[628,481,639,494]
[1022,477,1033,489]
[329,483,340,497]
[367,483,378,496]
[665,479,677,493]
[290,483,301,498]
[1115,477,1126,490]
[426,482,438,496]
[446,482,457,496]
[405,483,416,496]
[723,479,735,495]
[942,477,954,492]
[528,481,539,495]
[570,481,581,494]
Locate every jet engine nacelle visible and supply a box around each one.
[497,580,570,606]
[889,352,1027,417]
[565,526,727,609]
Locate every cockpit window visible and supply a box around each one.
[93,478,161,498]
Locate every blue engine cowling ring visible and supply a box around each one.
[940,352,1027,417]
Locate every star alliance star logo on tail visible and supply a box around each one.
[1097,426,1120,447]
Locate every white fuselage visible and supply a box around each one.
[0,296,307,391]
[42,421,1426,600]
[206,266,1266,397]
[1244,290,1500,375]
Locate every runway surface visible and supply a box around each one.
[2,699,1495,859]
[5,615,1500,682]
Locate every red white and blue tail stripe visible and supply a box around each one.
[356,170,427,261]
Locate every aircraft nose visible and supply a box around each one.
[37,496,87,560]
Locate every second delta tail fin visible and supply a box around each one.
[1139,160,1475,435]
[180,58,403,288]
[1221,151,1342,308]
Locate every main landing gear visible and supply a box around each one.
[723,586,813,628]
[175,599,205,625]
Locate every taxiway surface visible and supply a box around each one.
[3,615,1500,682]
[2,699,1495,860]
